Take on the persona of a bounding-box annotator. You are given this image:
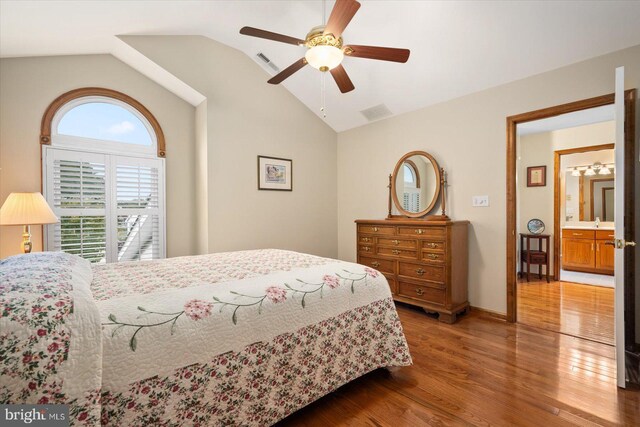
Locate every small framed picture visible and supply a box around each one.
[527,166,546,187]
[258,156,292,191]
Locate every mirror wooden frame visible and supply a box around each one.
[390,150,442,218]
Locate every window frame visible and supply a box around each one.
[51,96,158,157]
[41,87,167,263]
[40,87,166,158]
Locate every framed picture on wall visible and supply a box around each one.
[258,156,292,191]
[527,165,546,187]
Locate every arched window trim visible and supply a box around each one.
[403,160,421,189]
[41,87,166,158]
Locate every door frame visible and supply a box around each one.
[552,143,615,280]
[506,90,636,323]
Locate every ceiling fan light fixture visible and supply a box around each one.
[305,45,344,72]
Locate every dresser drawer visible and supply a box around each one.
[377,247,418,259]
[358,235,374,244]
[358,244,374,254]
[358,225,396,235]
[563,229,595,240]
[398,261,445,283]
[596,230,615,240]
[398,281,445,305]
[422,240,446,252]
[421,251,445,264]
[377,237,417,248]
[398,226,446,238]
[359,256,395,274]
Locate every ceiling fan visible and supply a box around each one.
[239,0,410,94]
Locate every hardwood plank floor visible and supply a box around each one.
[517,279,614,345]
[277,304,639,427]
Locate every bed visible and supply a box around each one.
[1,249,412,426]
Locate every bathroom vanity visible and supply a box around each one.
[561,227,615,275]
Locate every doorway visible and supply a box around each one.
[505,90,638,372]
[506,91,636,327]
[515,112,617,344]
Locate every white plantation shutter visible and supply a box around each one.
[44,147,165,263]
[46,150,109,263]
[113,157,164,262]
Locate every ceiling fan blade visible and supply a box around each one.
[239,26,304,46]
[268,58,308,84]
[324,0,361,38]
[330,64,355,93]
[344,45,410,63]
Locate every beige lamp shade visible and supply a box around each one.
[0,192,59,225]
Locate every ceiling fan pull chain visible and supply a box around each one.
[320,72,327,119]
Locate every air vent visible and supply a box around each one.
[360,104,393,122]
[256,52,280,73]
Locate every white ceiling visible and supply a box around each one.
[2,1,640,132]
[517,105,615,136]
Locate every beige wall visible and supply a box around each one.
[120,36,338,258]
[516,121,615,274]
[0,54,197,259]
[337,45,640,314]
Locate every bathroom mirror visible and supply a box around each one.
[390,151,441,218]
[564,172,614,222]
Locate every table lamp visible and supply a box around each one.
[0,192,59,253]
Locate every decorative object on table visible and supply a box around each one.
[527,165,546,187]
[527,218,545,235]
[0,192,59,253]
[519,233,551,283]
[257,156,292,191]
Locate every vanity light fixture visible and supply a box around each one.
[599,164,612,175]
[584,167,596,176]
[571,167,581,177]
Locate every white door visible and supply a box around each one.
[613,66,634,388]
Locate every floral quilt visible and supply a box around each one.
[0,252,102,424]
[2,249,412,426]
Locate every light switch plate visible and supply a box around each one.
[472,195,489,207]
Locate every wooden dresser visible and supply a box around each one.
[356,219,469,323]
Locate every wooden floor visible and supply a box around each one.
[517,279,614,345]
[277,304,639,427]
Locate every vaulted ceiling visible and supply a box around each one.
[2,1,640,132]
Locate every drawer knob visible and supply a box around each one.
[392,239,400,245]
[426,253,439,259]
[364,246,370,252]
[416,268,425,276]
[371,261,380,268]
[426,242,437,249]
[416,288,424,296]
[362,237,370,242]
[416,229,424,235]
[373,227,379,232]
[392,249,400,255]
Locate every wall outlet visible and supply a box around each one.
[472,195,489,207]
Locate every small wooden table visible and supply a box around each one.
[519,233,551,283]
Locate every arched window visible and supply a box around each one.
[402,161,421,212]
[41,88,166,263]
[403,163,417,188]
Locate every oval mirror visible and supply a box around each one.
[391,151,441,218]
